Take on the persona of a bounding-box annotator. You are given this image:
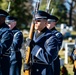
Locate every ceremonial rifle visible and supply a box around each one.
[24,1,40,75]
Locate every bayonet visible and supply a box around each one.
[6,0,15,13]
[7,1,11,12]
[46,0,51,13]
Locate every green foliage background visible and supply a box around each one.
[0,0,33,30]
[0,0,76,30]
[39,0,67,24]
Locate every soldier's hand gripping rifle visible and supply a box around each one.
[23,1,40,75]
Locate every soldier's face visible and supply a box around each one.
[7,21,16,29]
[47,21,56,30]
[35,19,47,31]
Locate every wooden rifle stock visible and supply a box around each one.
[24,21,35,75]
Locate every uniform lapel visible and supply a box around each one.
[33,31,45,42]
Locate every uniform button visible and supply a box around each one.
[36,69,39,72]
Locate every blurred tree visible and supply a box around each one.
[39,0,76,28]
[64,0,76,29]
[64,0,76,26]
[0,0,76,30]
[73,10,76,30]
[50,0,67,24]
[0,0,33,30]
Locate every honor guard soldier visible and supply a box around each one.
[25,10,60,75]
[47,15,63,75]
[0,9,13,75]
[5,16,23,75]
[71,39,76,75]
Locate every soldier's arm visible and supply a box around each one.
[55,32,63,50]
[31,36,58,64]
[71,49,76,69]
[10,31,23,51]
[71,49,76,60]
[0,30,13,55]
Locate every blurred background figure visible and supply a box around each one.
[5,16,23,75]
[60,24,71,39]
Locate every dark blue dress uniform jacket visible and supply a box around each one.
[31,27,59,75]
[9,27,23,75]
[50,28,63,75]
[50,28,63,51]
[0,23,13,75]
[71,47,76,75]
[71,46,76,60]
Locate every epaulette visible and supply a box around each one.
[55,32,62,38]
